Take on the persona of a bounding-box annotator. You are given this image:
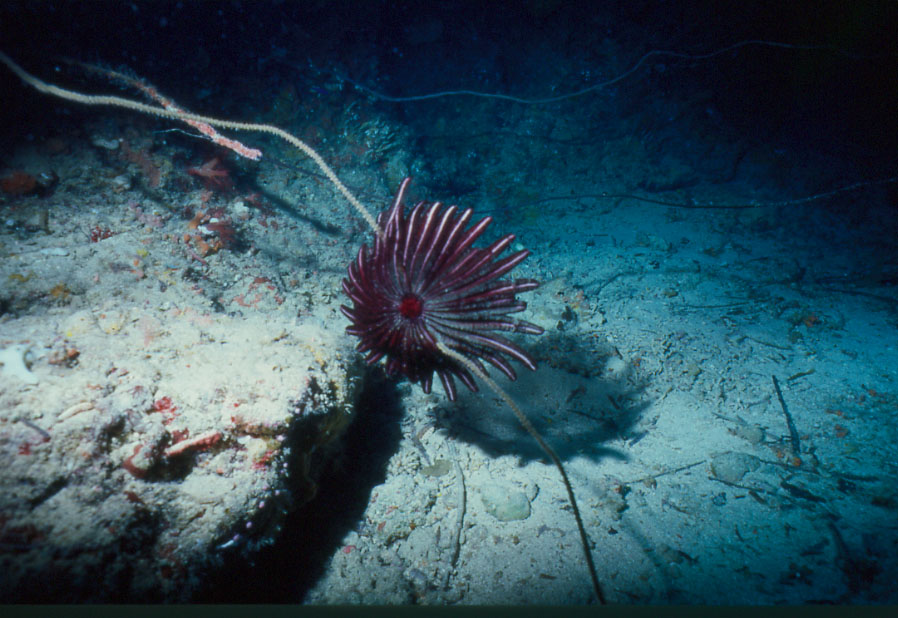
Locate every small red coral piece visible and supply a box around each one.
[186,157,232,191]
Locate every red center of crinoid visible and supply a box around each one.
[398,293,424,320]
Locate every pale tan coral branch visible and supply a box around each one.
[0,51,381,238]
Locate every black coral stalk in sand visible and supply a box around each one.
[341,177,544,400]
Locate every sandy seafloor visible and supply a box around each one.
[0,1,897,605]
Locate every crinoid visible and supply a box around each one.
[341,178,604,603]
[340,177,544,400]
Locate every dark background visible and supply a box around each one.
[2,0,896,167]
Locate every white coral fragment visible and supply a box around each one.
[0,345,39,384]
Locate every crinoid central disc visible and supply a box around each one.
[398,293,424,320]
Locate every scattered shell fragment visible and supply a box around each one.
[710,452,761,484]
[479,483,531,521]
